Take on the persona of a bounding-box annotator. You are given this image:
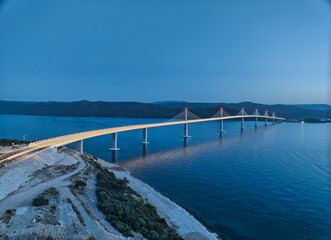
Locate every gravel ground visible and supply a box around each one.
[0,148,77,201]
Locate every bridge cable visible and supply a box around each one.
[236,108,248,116]
[170,109,201,121]
[212,108,230,118]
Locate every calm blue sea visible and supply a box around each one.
[0,114,330,240]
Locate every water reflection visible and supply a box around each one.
[142,144,147,158]
[183,138,188,148]
[111,151,117,163]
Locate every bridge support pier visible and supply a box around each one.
[217,119,224,135]
[217,108,224,135]
[75,140,83,154]
[181,123,191,138]
[181,108,191,138]
[241,117,244,130]
[140,128,150,144]
[108,133,120,151]
[255,116,258,128]
[265,118,267,126]
[273,118,275,124]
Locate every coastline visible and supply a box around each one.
[0,145,220,240]
[95,156,220,240]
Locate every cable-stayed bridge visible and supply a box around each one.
[0,108,285,165]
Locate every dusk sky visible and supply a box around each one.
[0,0,330,104]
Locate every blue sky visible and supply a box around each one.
[0,0,330,104]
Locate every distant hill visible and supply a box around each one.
[152,101,221,109]
[0,100,330,120]
[0,100,182,119]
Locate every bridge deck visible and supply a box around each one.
[28,115,284,149]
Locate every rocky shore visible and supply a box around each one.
[0,146,219,240]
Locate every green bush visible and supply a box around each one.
[32,196,49,206]
[149,230,160,240]
[75,180,87,189]
[44,187,59,196]
[96,169,183,240]
[5,209,12,215]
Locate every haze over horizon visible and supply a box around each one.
[0,0,330,104]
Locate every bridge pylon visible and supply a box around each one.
[272,112,276,124]
[213,107,229,135]
[236,108,247,130]
[218,107,224,135]
[253,109,259,128]
[264,111,269,126]
[180,108,191,139]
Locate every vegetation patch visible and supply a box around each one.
[1,209,16,223]
[43,187,60,196]
[67,198,85,225]
[75,180,87,189]
[32,196,49,206]
[81,154,102,170]
[96,169,183,240]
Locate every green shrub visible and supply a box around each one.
[51,205,56,214]
[114,222,134,237]
[75,180,87,189]
[86,236,96,240]
[5,209,12,215]
[149,230,159,240]
[44,187,59,196]
[32,196,49,206]
[96,169,183,240]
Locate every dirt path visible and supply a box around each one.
[0,156,86,215]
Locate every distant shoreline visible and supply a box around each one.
[1,100,330,120]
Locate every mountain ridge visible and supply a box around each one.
[0,100,329,120]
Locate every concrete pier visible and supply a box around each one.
[217,107,224,135]
[181,108,191,138]
[108,132,120,151]
[140,128,150,144]
[255,116,258,128]
[75,140,83,154]
[181,123,191,138]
